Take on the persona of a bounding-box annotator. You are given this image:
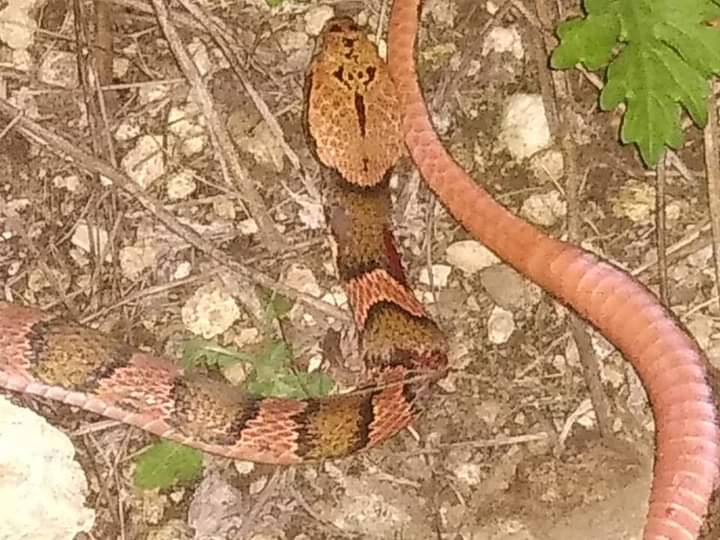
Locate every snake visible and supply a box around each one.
[0,2,718,539]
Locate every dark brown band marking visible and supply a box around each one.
[169,377,262,446]
[27,320,134,392]
[294,391,376,459]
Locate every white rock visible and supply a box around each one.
[213,198,236,220]
[602,363,625,389]
[304,5,334,36]
[138,83,170,111]
[71,220,110,261]
[0,397,95,539]
[321,289,347,308]
[12,48,32,70]
[167,105,207,157]
[166,169,196,200]
[234,461,255,475]
[609,179,655,224]
[296,195,325,230]
[418,264,452,287]
[552,354,566,372]
[419,290,436,305]
[112,57,129,79]
[487,305,515,344]
[121,134,165,189]
[182,284,241,339]
[173,261,192,280]
[237,218,259,235]
[520,190,567,227]
[277,30,308,52]
[236,327,260,347]
[307,353,323,373]
[283,264,321,297]
[498,93,551,161]
[452,462,483,486]
[119,245,160,280]
[446,240,499,274]
[39,50,78,88]
[10,86,39,118]
[114,118,142,142]
[52,174,81,193]
[529,149,564,183]
[482,26,524,60]
[0,0,41,50]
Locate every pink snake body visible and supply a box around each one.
[389,1,719,538]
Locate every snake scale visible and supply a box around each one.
[0,2,719,539]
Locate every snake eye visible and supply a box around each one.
[325,17,359,34]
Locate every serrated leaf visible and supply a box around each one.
[552,0,720,166]
[133,441,203,490]
[654,23,720,78]
[601,43,686,164]
[551,14,620,70]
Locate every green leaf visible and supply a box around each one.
[551,14,620,70]
[654,23,720,78]
[180,337,250,370]
[244,340,335,399]
[262,291,294,321]
[294,370,336,396]
[551,0,720,166]
[181,336,334,400]
[133,441,203,490]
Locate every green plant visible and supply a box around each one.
[181,337,335,399]
[133,310,335,489]
[551,0,720,166]
[132,440,204,490]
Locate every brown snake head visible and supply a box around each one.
[305,17,404,187]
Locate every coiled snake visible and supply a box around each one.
[0,3,718,539]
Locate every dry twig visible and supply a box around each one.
[0,98,349,324]
[704,89,720,313]
[149,0,283,251]
[655,154,670,306]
